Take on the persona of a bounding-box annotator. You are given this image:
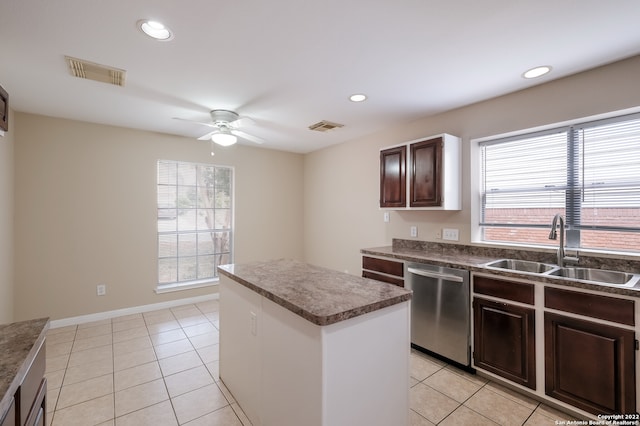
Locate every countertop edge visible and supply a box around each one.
[0,318,49,419]
[218,262,411,326]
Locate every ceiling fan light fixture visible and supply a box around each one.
[211,131,237,146]
[522,65,552,79]
[138,20,174,41]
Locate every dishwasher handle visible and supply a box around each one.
[407,267,464,283]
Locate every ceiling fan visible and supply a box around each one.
[175,110,264,146]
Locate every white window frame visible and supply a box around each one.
[472,107,640,256]
[155,160,234,293]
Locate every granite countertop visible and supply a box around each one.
[0,318,49,418]
[362,239,640,297]
[361,245,495,270]
[218,259,412,326]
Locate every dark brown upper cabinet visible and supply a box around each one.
[380,145,406,208]
[0,84,8,132]
[410,138,442,207]
[379,134,460,210]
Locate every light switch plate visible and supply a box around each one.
[442,228,459,241]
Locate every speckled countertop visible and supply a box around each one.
[0,318,49,418]
[218,259,412,326]
[362,239,640,297]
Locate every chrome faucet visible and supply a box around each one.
[548,214,579,267]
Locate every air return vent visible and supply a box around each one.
[65,56,126,86]
[308,120,344,132]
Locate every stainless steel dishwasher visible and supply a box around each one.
[405,262,471,367]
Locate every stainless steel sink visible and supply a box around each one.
[483,258,640,288]
[546,267,640,287]
[484,259,558,274]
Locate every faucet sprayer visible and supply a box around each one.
[549,214,579,267]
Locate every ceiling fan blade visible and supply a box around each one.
[197,131,216,141]
[229,116,256,129]
[173,117,217,128]
[232,129,264,144]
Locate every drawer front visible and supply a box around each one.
[19,341,46,423]
[0,397,15,426]
[362,256,404,277]
[545,287,634,326]
[474,276,534,305]
[362,270,404,287]
[25,378,46,426]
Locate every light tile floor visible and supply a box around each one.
[45,300,583,425]
[408,350,582,425]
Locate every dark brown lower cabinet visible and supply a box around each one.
[362,256,404,287]
[473,297,536,389]
[25,378,46,426]
[545,313,636,415]
[16,341,46,426]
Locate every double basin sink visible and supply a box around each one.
[484,259,640,288]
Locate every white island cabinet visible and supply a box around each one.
[218,259,412,426]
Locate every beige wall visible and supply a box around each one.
[304,55,640,275]
[13,114,304,321]
[8,55,640,322]
[0,108,14,323]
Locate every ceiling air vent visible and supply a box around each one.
[65,56,126,87]
[308,120,344,132]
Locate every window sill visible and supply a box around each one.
[155,279,219,294]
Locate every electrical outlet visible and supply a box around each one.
[442,228,459,241]
[410,226,418,237]
[436,229,442,239]
[96,284,106,296]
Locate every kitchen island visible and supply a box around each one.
[218,259,412,426]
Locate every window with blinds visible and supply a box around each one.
[480,113,640,253]
[157,160,233,288]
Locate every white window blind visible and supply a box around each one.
[157,160,233,288]
[480,113,640,253]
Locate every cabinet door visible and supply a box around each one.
[473,297,536,389]
[545,313,636,415]
[0,397,15,426]
[409,138,442,207]
[380,146,406,207]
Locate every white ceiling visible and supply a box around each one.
[2,1,640,153]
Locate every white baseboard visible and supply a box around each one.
[50,293,220,329]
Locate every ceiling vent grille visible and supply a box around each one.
[308,120,344,132]
[65,56,126,86]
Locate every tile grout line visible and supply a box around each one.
[145,308,180,425]
[410,354,546,426]
[48,324,77,425]
[46,302,246,425]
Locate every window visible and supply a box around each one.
[480,113,640,253]
[157,160,233,289]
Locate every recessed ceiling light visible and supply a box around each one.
[349,94,367,102]
[138,20,174,41]
[523,66,552,79]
